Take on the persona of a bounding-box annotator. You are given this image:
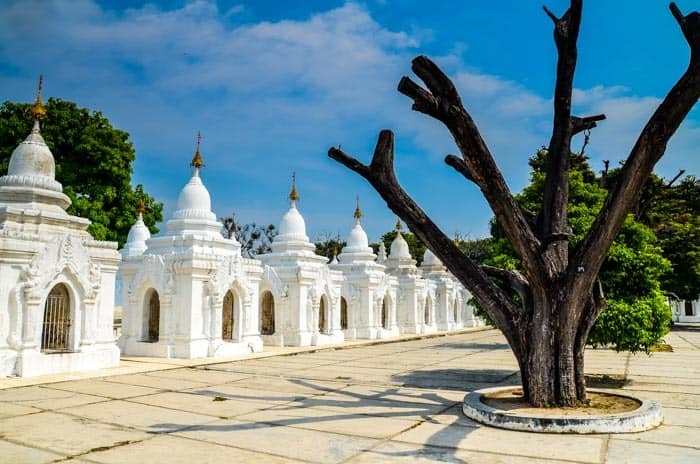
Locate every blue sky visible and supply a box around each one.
[1,1,698,243]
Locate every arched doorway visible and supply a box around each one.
[145,290,160,342]
[222,290,235,340]
[382,296,390,329]
[424,297,431,324]
[41,284,71,352]
[340,297,348,330]
[260,291,275,335]
[319,296,327,333]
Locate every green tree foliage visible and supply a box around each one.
[485,149,672,352]
[0,98,162,247]
[632,174,700,301]
[314,233,346,261]
[219,213,276,258]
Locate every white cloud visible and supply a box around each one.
[1,0,697,240]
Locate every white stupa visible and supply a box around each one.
[118,134,263,358]
[332,199,398,339]
[258,176,343,346]
[0,78,121,377]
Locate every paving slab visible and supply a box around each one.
[126,391,275,418]
[0,411,150,456]
[392,421,605,463]
[42,379,160,399]
[0,439,64,464]
[58,399,217,433]
[605,439,700,464]
[0,385,108,411]
[175,418,379,464]
[236,406,419,439]
[81,434,306,464]
[346,441,590,464]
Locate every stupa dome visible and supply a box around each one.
[172,171,215,221]
[423,249,442,267]
[389,231,411,260]
[122,212,151,257]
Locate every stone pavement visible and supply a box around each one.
[0,326,698,464]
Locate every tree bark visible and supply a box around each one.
[328,1,700,407]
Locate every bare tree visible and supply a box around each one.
[329,1,700,406]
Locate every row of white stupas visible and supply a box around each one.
[0,82,481,377]
[117,138,483,359]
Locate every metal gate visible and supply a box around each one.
[261,291,275,335]
[222,291,234,340]
[147,291,160,342]
[340,297,348,330]
[382,297,389,329]
[319,297,326,333]
[42,284,71,352]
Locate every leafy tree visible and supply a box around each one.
[0,98,162,247]
[314,233,346,261]
[485,149,672,352]
[329,2,700,406]
[633,174,700,301]
[219,213,276,258]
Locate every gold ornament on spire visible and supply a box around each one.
[353,195,362,220]
[395,218,403,232]
[136,199,146,215]
[190,131,204,168]
[28,75,47,121]
[289,172,300,201]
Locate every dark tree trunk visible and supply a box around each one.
[328,1,700,407]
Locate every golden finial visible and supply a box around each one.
[453,232,460,246]
[395,218,403,232]
[333,246,338,257]
[136,199,146,215]
[289,172,300,201]
[353,195,362,220]
[190,131,204,168]
[28,75,47,121]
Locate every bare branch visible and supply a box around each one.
[444,154,475,183]
[541,0,583,263]
[542,5,559,23]
[328,131,527,357]
[481,265,532,311]
[398,55,547,282]
[571,2,700,320]
[571,114,606,135]
[671,2,700,63]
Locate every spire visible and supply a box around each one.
[377,242,387,264]
[353,195,362,222]
[190,131,204,169]
[289,172,299,202]
[395,218,403,232]
[136,198,146,217]
[28,75,47,122]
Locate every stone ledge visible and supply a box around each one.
[462,385,663,434]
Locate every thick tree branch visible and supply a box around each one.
[481,265,532,311]
[329,131,527,357]
[541,0,583,259]
[571,2,700,317]
[571,114,606,135]
[398,57,548,282]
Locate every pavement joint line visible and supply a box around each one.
[599,433,611,463]
[611,437,700,451]
[674,332,700,350]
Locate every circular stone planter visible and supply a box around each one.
[462,386,662,434]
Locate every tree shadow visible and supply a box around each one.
[431,342,512,351]
[392,368,519,391]
[148,376,482,463]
